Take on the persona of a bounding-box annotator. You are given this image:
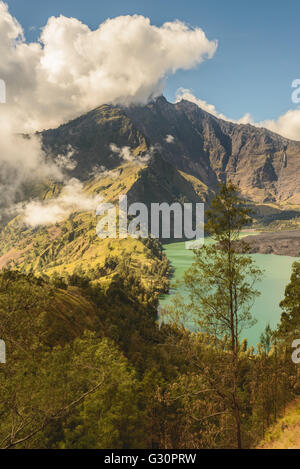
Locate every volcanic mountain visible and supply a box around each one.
[41,96,300,205]
[0,96,299,278]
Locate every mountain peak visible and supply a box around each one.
[152,95,169,105]
[41,96,300,205]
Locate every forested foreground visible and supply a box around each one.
[0,185,300,449]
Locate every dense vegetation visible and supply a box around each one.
[0,185,299,449]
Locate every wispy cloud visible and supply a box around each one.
[0,127,63,213]
[89,165,120,179]
[176,88,252,124]
[20,178,102,227]
[54,146,77,171]
[165,134,175,143]
[110,144,152,164]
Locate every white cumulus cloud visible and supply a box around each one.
[0,1,217,132]
[0,1,217,211]
[260,109,300,141]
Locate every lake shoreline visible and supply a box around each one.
[160,237,298,346]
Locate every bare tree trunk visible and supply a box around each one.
[233,392,242,449]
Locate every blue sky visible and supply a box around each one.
[5,0,300,121]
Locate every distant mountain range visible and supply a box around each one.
[41,96,300,205]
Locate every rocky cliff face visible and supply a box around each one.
[41,96,300,205]
[126,97,300,204]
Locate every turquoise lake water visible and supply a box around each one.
[160,238,298,346]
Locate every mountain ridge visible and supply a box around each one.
[41,96,300,205]
[0,96,299,278]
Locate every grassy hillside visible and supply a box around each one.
[258,398,300,449]
[0,162,171,298]
[1,176,299,449]
[0,270,100,347]
[0,211,170,294]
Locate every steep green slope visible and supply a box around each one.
[0,269,167,449]
[0,162,171,294]
[0,270,99,347]
[258,398,300,449]
[127,153,213,206]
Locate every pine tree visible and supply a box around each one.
[182,182,262,448]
